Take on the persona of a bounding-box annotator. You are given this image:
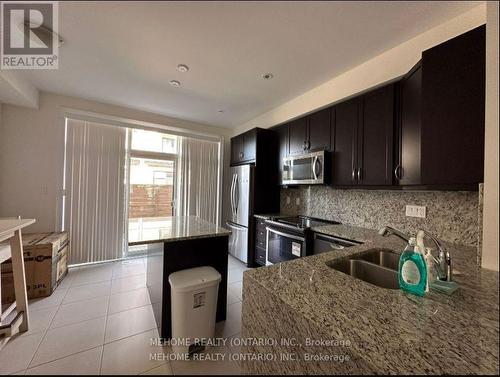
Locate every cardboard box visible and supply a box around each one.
[1,232,69,305]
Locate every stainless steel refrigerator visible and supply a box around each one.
[226,164,253,263]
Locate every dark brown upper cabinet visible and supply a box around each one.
[331,84,395,187]
[358,84,395,185]
[275,124,289,178]
[397,62,422,185]
[396,25,485,188]
[288,108,331,155]
[235,26,485,191]
[242,129,257,162]
[331,99,358,186]
[230,134,244,164]
[230,129,256,165]
[421,25,485,186]
[288,117,308,155]
[307,107,331,152]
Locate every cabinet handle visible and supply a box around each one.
[357,168,362,181]
[307,140,311,150]
[394,165,402,180]
[352,168,356,181]
[239,152,244,160]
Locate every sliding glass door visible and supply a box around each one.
[63,116,223,264]
[126,129,178,256]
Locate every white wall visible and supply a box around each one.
[0,92,232,233]
[481,1,499,271]
[0,70,39,108]
[234,4,486,134]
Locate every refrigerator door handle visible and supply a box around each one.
[234,174,239,215]
[230,174,236,217]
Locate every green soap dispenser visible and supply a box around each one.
[398,237,427,296]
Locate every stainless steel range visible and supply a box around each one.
[264,215,339,265]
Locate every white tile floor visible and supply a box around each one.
[0,255,248,375]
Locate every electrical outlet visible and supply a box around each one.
[286,196,291,205]
[406,205,426,218]
[295,197,300,206]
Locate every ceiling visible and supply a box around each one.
[14,1,481,128]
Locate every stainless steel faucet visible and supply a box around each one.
[416,230,453,282]
[378,226,411,242]
[378,226,453,282]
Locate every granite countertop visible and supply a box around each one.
[128,216,230,245]
[243,224,499,374]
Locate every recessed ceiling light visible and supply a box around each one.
[262,73,274,80]
[177,64,189,73]
[218,110,224,113]
[169,80,181,87]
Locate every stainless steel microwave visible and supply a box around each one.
[281,150,328,185]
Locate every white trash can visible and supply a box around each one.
[168,266,221,355]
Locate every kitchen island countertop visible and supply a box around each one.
[129,216,230,245]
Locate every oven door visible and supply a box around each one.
[266,227,306,265]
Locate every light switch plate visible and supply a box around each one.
[286,196,291,205]
[295,197,300,206]
[406,205,427,218]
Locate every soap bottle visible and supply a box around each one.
[398,237,428,296]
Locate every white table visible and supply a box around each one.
[0,219,36,345]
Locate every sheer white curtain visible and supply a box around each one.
[176,137,220,224]
[64,118,127,265]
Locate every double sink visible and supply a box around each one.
[328,249,400,289]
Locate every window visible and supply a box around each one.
[127,129,178,254]
[162,137,176,153]
[130,129,177,154]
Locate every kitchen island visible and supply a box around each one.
[241,224,499,374]
[130,216,230,339]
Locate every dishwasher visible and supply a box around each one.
[313,233,361,254]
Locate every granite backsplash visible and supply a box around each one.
[281,186,480,248]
